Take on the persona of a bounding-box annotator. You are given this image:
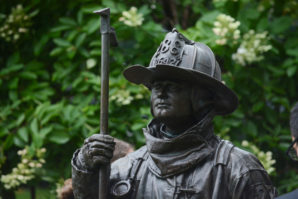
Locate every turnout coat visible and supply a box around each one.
[72,115,276,199]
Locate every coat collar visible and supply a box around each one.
[143,111,217,177]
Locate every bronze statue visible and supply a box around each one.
[72,29,277,198]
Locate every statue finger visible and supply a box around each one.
[89,149,113,159]
[89,141,115,151]
[85,134,114,144]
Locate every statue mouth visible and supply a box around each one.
[156,102,170,108]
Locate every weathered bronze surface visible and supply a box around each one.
[72,29,277,199]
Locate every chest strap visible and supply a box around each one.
[129,151,149,180]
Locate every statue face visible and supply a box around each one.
[151,80,192,122]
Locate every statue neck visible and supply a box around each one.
[160,117,197,138]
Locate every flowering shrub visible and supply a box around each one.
[212,14,240,45]
[232,30,272,66]
[0,5,37,42]
[1,147,46,190]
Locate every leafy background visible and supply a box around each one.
[0,0,297,198]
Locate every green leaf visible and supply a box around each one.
[30,118,39,135]
[243,121,258,137]
[14,136,26,147]
[286,48,298,57]
[53,38,71,47]
[51,25,71,32]
[40,126,53,137]
[67,30,78,42]
[67,49,76,59]
[28,9,39,17]
[245,8,260,19]
[0,13,5,20]
[20,71,38,80]
[75,33,87,47]
[0,128,9,138]
[9,90,18,101]
[62,105,74,122]
[34,102,51,119]
[200,11,220,24]
[33,133,44,148]
[252,102,264,113]
[17,127,29,142]
[49,131,70,144]
[0,64,24,76]
[50,47,63,56]
[59,17,77,26]
[85,18,100,34]
[34,35,49,56]
[90,49,101,56]
[77,10,83,25]
[79,48,90,58]
[3,134,14,150]
[89,40,101,47]
[256,18,269,31]
[8,78,19,89]
[7,53,20,67]
[287,67,296,77]
[16,113,25,126]
[271,16,292,34]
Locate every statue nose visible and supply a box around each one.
[157,87,168,98]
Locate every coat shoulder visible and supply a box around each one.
[215,140,266,177]
[229,145,265,173]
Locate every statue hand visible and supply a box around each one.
[79,134,115,171]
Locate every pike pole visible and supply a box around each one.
[94,8,117,199]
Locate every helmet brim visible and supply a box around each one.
[123,64,238,115]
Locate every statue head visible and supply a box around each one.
[124,29,238,120]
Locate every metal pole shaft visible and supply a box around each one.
[100,22,109,135]
[97,8,110,199]
[98,32,110,199]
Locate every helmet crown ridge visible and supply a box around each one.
[149,29,220,81]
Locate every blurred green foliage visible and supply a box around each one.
[0,0,297,197]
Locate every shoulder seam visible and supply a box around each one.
[214,140,234,166]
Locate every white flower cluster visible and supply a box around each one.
[212,14,240,45]
[119,7,144,27]
[111,90,134,105]
[232,30,272,66]
[0,5,32,42]
[242,140,276,175]
[110,89,144,105]
[1,147,46,190]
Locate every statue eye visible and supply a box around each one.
[168,84,181,92]
[152,83,162,91]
